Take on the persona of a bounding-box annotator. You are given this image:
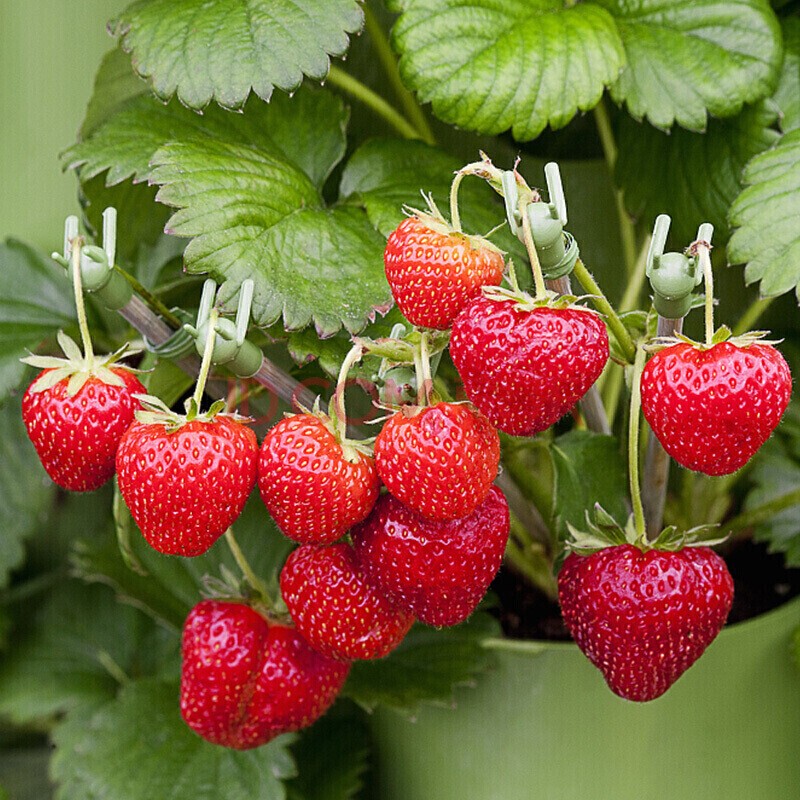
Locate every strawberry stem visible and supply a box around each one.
[628,344,648,542]
[418,330,433,405]
[332,342,364,436]
[699,243,714,346]
[223,528,273,607]
[70,235,95,363]
[449,169,466,233]
[519,197,549,301]
[192,308,218,410]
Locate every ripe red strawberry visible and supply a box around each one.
[280,542,414,661]
[641,341,791,476]
[22,367,145,492]
[450,295,609,436]
[374,402,500,522]
[258,413,379,544]
[116,415,257,557]
[384,215,504,330]
[353,486,510,627]
[180,600,349,750]
[558,544,734,702]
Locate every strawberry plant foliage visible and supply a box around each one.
[111,0,363,110]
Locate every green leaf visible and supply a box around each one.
[65,85,348,192]
[73,494,294,630]
[774,18,800,133]
[0,240,75,401]
[151,139,390,335]
[744,409,800,566]
[51,678,296,800]
[616,101,779,244]
[550,430,628,540]
[594,0,783,130]
[339,137,525,261]
[111,0,363,110]
[342,612,499,714]
[286,703,369,800]
[0,580,175,724]
[0,396,55,588]
[728,128,800,300]
[390,0,625,141]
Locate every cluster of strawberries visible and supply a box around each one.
[21,167,793,749]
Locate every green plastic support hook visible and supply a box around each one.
[646,215,708,319]
[54,208,133,310]
[185,279,263,378]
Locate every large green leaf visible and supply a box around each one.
[342,612,499,714]
[151,139,390,335]
[774,18,800,133]
[0,580,174,724]
[550,430,629,540]
[111,0,363,110]
[0,396,55,588]
[286,703,370,800]
[616,101,779,244]
[0,240,75,401]
[728,128,800,300]
[594,0,782,131]
[389,0,625,140]
[51,679,296,800]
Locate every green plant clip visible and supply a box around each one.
[54,209,133,311]
[183,279,263,378]
[645,214,708,319]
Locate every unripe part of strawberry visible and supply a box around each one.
[384,216,504,330]
[558,544,734,702]
[450,296,609,436]
[640,341,792,476]
[280,542,414,661]
[116,416,257,557]
[258,414,379,544]
[22,368,145,492]
[374,402,500,522]
[180,600,350,750]
[353,487,509,627]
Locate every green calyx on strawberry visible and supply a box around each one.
[559,505,734,703]
[131,392,243,432]
[22,330,141,396]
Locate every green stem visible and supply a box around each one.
[114,265,183,329]
[519,197,548,301]
[573,258,637,363]
[725,488,800,538]
[602,365,624,428]
[223,528,272,603]
[505,537,558,601]
[326,65,421,141]
[628,345,648,541]
[593,98,637,275]
[449,169,467,232]
[192,308,218,409]
[363,4,435,145]
[700,246,714,346]
[734,296,774,336]
[333,342,363,434]
[70,236,95,362]
[417,330,433,405]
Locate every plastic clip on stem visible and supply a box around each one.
[641,216,712,536]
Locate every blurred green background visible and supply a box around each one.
[0,0,127,250]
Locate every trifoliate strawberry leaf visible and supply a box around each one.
[286,703,369,800]
[339,138,525,261]
[111,0,363,110]
[0,240,76,401]
[51,679,296,800]
[728,129,800,300]
[550,430,629,541]
[389,0,625,141]
[774,18,800,134]
[0,396,54,588]
[150,139,390,335]
[616,101,779,244]
[342,612,499,715]
[0,580,175,724]
[593,0,782,131]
